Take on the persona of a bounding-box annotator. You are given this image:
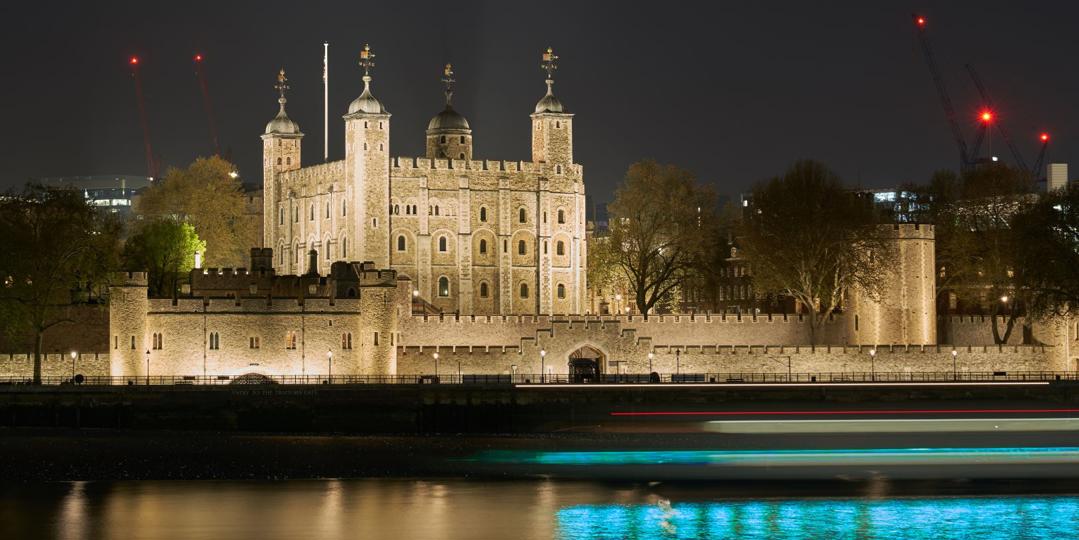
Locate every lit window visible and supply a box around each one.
[438,276,450,297]
[557,284,566,299]
[285,331,297,350]
[249,336,260,349]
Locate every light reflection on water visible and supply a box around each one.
[557,497,1079,539]
[1,480,1078,540]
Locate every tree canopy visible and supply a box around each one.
[1012,184,1079,321]
[122,218,206,297]
[135,156,255,267]
[737,160,893,344]
[606,161,718,317]
[0,185,121,382]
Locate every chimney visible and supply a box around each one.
[1048,163,1069,192]
[306,249,319,276]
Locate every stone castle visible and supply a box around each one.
[53,45,1068,381]
[262,46,586,316]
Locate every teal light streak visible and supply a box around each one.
[473,447,1079,466]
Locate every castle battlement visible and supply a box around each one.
[389,156,582,177]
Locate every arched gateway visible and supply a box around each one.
[568,345,606,383]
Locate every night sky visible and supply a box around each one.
[2,1,1076,202]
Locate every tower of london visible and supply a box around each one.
[262,45,587,316]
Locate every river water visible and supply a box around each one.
[3,479,1078,539]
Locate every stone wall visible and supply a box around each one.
[396,344,1056,376]
[0,353,110,380]
[0,304,109,354]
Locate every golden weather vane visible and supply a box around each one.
[541,46,558,80]
[359,44,376,76]
[275,68,289,98]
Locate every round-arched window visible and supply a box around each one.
[438,276,450,297]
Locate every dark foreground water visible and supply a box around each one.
[3,480,1079,540]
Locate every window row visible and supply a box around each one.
[278,200,348,225]
[133,332,361,351]
[434,278,568,300]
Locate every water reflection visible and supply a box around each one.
[1,480,1078,540]
[557,496,1079,539]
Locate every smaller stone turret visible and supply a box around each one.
[426,63,473,160]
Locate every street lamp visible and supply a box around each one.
[869,348,876,382]
[145,349,151,386]
[511,364,518,382]
[433,352,439,377]
[675,349,681,380]
[70,350,77,381]
[540,349,547,383]
[327,350,333,382]
[952,349,958,381]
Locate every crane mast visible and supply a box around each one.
[913,14,972,172]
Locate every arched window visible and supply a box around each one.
[557,209,565,224]
[397,235,406,251]
[556,164,562,174]
[518,208,526,223]
[412,205,418,214]
[479,239,487,254]
[556,241,565,256]
[479,282,489,298]
[279,208,284,225]
[519,283,529,298]
[309,204,315,221]
[518,240,526,255]
[438,276,450,297]
[440,135,447,144]
[439,236,448,252]
[342,199,347,216]
[479,207,487,222]
[393,204,399,215]
[435,205,440,216]
[557,284,566,299]
[277,157,282,165]
[458,153,465,159]
[342,237,348,257]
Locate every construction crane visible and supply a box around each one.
[1032,132,1051,178]
[965,64,1030,173]
[193,53,221,156]
[129,56,158,179]
[912,14,972,172]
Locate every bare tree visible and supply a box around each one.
[738,160,893,344]
[607,161,717,317]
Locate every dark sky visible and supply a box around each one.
[2,1,1076,202]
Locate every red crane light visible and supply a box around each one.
[916,16,926,27]
[129,56,139,66]
[195,54,203,62]
[1040,133,1050,142]
[980,110,993,123]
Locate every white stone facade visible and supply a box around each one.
[262,59,586,316]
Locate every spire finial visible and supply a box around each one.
[541,46,558,93]
[275,68,290,110]
[441,63,456,106]
[359,43,376,84]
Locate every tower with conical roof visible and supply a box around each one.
[426,63,473,160]
[343,44,391,268]
[531,47,573,165]
[262,69,303,259]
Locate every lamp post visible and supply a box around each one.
[433,352,439,378]
[540,349,547,383]
[868,348,876,382]
[511,364,518,383]
[675,349,681,381]
[457,359,462,381]
[952,349,958,381]
[145,349,151,386]
[70,350,77,381]
[327,350,333,383]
